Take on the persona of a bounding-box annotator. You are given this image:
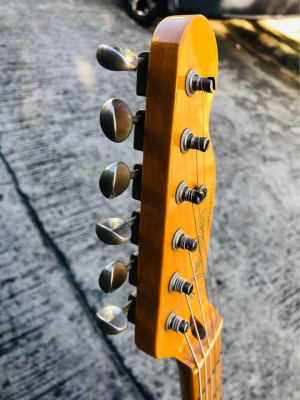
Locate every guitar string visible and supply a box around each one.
[195,87,219,399]
[187,90,209,399]
[184,331,202,400]
[185,294,208,398]
[194,87,215,400]
[193,207,220,398]
[200,88,216,399]
[200,89,221,316]
[187,84,215,400]
[189,250,213,400]
[198,88,222,396]
[197,219,220,323]
[209,225,222,314]
[192,204,216,325]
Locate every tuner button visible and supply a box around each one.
[99,162,140,200]
[96,304,128,335]
[99,162,130,199]
[96,217,132,245]
[99,258,135,294]
[99,260,128,294]
[95,213,139,245]
[96,293,136,335]
[96,45,139,71]
[100,99,142,143]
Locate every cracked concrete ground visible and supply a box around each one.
[0,0,299,399]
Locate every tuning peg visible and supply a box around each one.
[180,129,210,154]
[96,301,131,335]
[100,98,143,143]
[99,162,141,200]
[172,229,198,252]
[165,311,189,334]
[176,182,207,205]
[186,69,216,96]
[96,45,140,71]
[99,254,137,294]
[96,291,136,335]
[169,272,193,296]
[96,210,140,245]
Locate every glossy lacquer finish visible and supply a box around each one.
[135,16,222,400]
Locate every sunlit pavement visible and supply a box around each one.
[211,17,299,82]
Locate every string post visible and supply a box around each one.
[165,311,189,334]
[169,272,193,295]
[185,69,215,96]
[187,135,210,152]
[172,229,197,252]
[176,182,208,205]
[180,128,210,154]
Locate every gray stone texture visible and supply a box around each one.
[0,0,299,399]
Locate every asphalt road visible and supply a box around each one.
[0,0,299,399]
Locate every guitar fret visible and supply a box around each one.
[201,354,222,397]
[212,382,222,400]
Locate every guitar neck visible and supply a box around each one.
[178,317,223,400]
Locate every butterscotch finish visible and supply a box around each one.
[136,16,222,400]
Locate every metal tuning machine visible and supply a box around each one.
[96,45,140,71]
[96,210,140,245]
[180,128,210,154]
[100,99,145,150]
[165,311,189,334]
[99,252,138,294]
[96,45,149,97]
[176,181,207,205]
[185,69,216,96]
[96,291,136,335]
[99,162,142,200]
[172,229,198,252]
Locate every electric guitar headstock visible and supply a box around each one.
[94,15,222,400]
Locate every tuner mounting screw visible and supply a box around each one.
[172,229,197,252]
[169,272,193,295]
[165,311,189,334]
[180,128,210,154]
[176,182,207,205]
[185,69,215,96]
